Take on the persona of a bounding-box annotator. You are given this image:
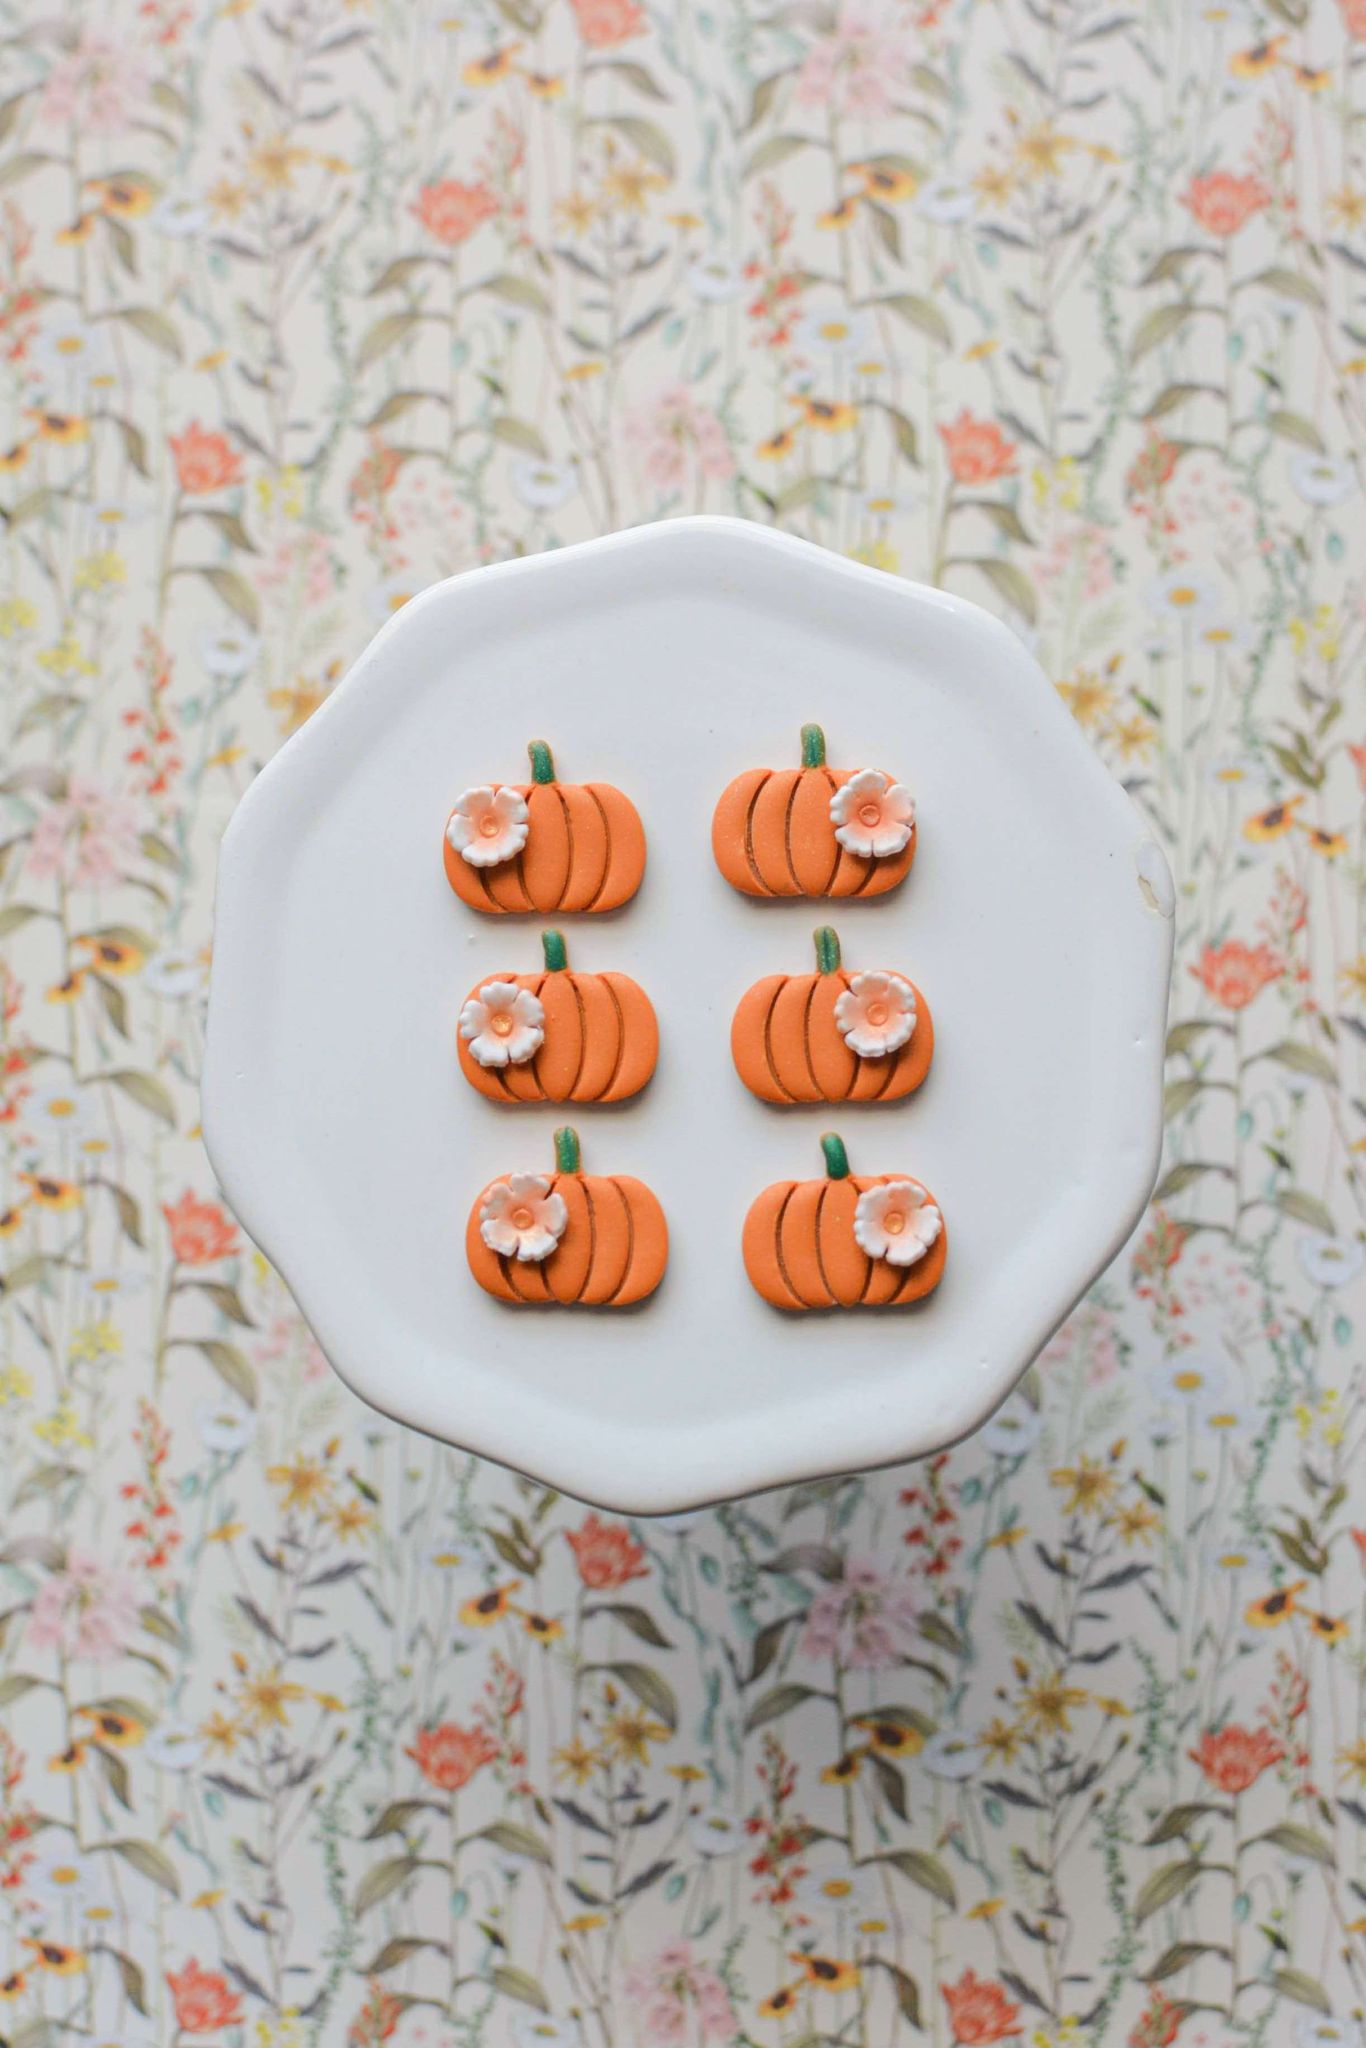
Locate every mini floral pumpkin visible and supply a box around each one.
[712,725,916,900]
[731,928,933,1105]
[467,1128,668,1307]
[457,931,658,1105]
[444,741,645,915]
[742,1133,946,1310]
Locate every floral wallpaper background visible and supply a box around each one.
[1,1,1365,2045]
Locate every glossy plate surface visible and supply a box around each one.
[203,518,1173,1512]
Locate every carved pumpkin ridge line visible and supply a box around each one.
[743,770,773,896]
[581,784,611,912]
[780,769,803,896]
[599,975,627,1103]
[577,1171,597,1304]
[608,1174,634,1305]
[775,1182,815,1310]
[856,1180,878,1303]
[812,1180,836,1307]
[819,768,844,897]
[762,983,797,1103]
[800,975,822,1102]
[565,971,589,1101]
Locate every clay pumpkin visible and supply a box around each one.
[467,1126,667,1307]
[445,741,645,915]
[743,1133,946,1311]
[712,725,915,900]
[732,927,933,1105]
[457,930,658,1105]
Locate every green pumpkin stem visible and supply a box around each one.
[542,930,568,973]
[800,724,827,769]
[554,1126,581,1175]
[820,1132,851,1181]
[528,740,556,785]
[813,926,841,975]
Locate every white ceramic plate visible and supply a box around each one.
[203,518,1173,1513]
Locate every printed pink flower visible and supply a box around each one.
[624,1942,737,2045]
[628,385,735,492]
[479,1174,567,1263]
[40,35,150,137]
[411,179,498,248]
[1183,171,1270,238]
[28,1551,138,1664]
[459,981,544,1068]
[829,770,914,858]
[447,785,529,868]
[802,1556,918,1669]
[794,7,907,120]
[27,777,137,890]
[854,1181,941,1266]
[570,0,647,46]
[1342,0,1366,37]
[834,972,917,1057]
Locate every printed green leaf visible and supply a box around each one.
[1133,1858,1203,1923]
[744,134,814,177]
[879,1847,957,1907]
[358,310,425,367]
[1145,1939,1227,1980]
[1266,409,1325,453]
[490,416,548,457]
[105,1837,181,1897]
[1274,1189,1336,1234]
[1257,1822,1334,1865]
[593,115,675,177]
[877,291,952,348]
[188,1279,255,1328]
[1142,1802,1225,1845]
[479,274,552,315]
[1249,266,1322,307]
[491,1966,550,2011]
[744,1682,823,1733]
[475,1821,553,1865]
[364,1798,442,1840]
[588,58,667,100]
[1129,301,1198,362]
[116,306,183,359]
[199,565,261,628]
[353,1854,420,1916]
[364,1935,445,1972]
[584,1602,673,1648]
[968,556,1038,624]
[103,1069,177,1127]
[588,1660,678,1732]
[1272,1967,1331,2014]
[872,1957,922,2026]
[1265,1040,1336,1083]
[195,1339,259,1409]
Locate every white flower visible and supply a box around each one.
[150,195,210,238]
[689,1804,743,1857]
[29,1845,101,1908]
[1296,2017,1362,2048]
[834,972,916,1058]
[1290,452,1356,507]
[979,1393,1042,1459]
[798,307,875,360]
[689,256,745,303]
[29,1084,98,1139]
[511,457,578,511]
[199,624,260,678]
[459,981,545,1067]
[513,2018,581,2048]
[1150,1353,1227,1404]
[447,785,530,869]
[1198,1398,1251,1444]
[197,1392,255,1454]
[480,1174,568,1263]
[793,1849,879,1918]
[33,313,114,388]
[1144,570,1220,626]
[143,948,207,1001]
[829,769,915,859]
[1297,1231,1364,1290]
[853,1181,941,1267]
[916,177,974,224]
[920,1730,985,1780]
[144,1718,205,1771]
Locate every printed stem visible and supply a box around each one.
[554,1126,581,1174]
[820,1132,851,1180]
[528,739,556,785]
[800,723,826,769]
[542,930,568,973]
[813,926,841,975]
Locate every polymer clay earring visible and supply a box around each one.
[445,741,645,915]
[467,1126,668,1307]
[742,1133,945,1310]
[457,930,658,1105]
[711,724,915,901]
[731,927,932,1106]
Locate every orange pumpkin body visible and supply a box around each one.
[712,727,914,901]
[743,1138,946,1311]
[445,743,645,915]
[467,1130,667,1307]
[458,933,658,1105]
[732,929,932,1105]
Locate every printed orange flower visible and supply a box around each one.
[941,1967,1021,2044]
[1188,939,1282,1011]
[938,409,1018,486]
[1243,793,1304,841]
[1189,1722,1282,1793]
[565,1512,648,1591]
[1245,1579,1306,1628]
[1343,0,1366,37]
[1183,170,1271,237]
[411,179,498,248]
[569,0,646,46]
[405,1719,498,1791]
[163,1191,240,1265]
[459,1580,520,1626]
[166,1957,244,2032]
[759,1982,800,2017]
[169,421,244,494]
[793,1953,860,1992]
[22,1941,86,1977]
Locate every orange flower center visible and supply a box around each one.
[866,1002,888,1026]
[478,813,500,837]
[510,1205,534,1229]
[491,1013,513,1036]
[858,801,881,826]
[884,1209,906,1235]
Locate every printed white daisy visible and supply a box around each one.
[480,1174,568,1263]
[1290,452,1357,508]
[689,1804,744,1857]
[197,1392,256,1454]
[459,981,545,1068]
[853,1181,941,1267]
[689,256,745,303]
[1297,1230,1365,1291]
[447,785,530,869]
[199,623,260,678]
[143,1718,206,1771]
[29,1845,101,1909]
[919,1729,985,1780]
[829,769,914,859]
[511,456,578,512]
[834,971,916,1058]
